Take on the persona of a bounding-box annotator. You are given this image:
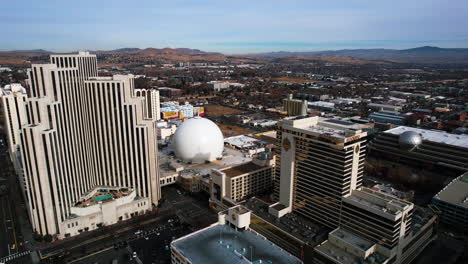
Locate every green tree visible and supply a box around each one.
[44,234,53,243]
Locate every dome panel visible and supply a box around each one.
[398,131,422,151]
[173,117,224,163]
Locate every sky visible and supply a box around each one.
[1,0,468,54]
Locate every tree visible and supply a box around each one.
[44,234,53,243]
[33,232,43,242]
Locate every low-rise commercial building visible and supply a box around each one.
[208,81,230,91]
[62,186,151,238]
[368,111,406,125]
[308,101,335,111]
[158,87,182,97]
[368,103,402,112]
[210,156,274,207]
[160,101,204,120]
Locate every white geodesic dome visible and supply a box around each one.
[173,117,224,163]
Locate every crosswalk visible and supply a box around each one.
[0,250,30,263]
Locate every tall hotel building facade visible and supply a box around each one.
[0,84,28,168]
[18,52,160,238]
[270,117,436,264]
[270,117,367,227]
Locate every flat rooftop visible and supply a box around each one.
[315,239,388,264]
[434,172,468,209]
[330,228,373,251]
[344,188,412,219]
[172,224,302,264]
[282,117,367,141]
[159,146,251,178]
[244,198,329,247]
[222,162,265,178]
[224,135,263,149]
[385,126,468,148]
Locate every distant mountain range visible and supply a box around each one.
[1,46,468,64]
[248,46,468,64]
[0,47,222,56]
[0,47,228,64]
[96,47,223,56]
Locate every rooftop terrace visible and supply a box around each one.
[172,224,302,264]
[74,187,132,207]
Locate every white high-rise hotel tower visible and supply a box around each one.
[17,52,159,238]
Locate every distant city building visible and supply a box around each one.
[171,205,303,264]
[0,65,12,72]
[308,101,335,111]
[368,103,402,112]
[208,81,230,91]
[332,98,362,105]
[158,87,182,97]
[249,119,277,128]
[294,92,329,102]
[432,172,468,232]
[283,97,308,116]
[160,101,204,120]
[17,52,160,239]
[368,111,406,125]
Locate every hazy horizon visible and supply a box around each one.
[3,43,468,56]
[2,0,468,53]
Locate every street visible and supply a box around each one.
[0,135,31,264]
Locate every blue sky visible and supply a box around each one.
[1,0,468,53]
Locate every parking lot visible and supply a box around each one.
[160,186,217,230]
